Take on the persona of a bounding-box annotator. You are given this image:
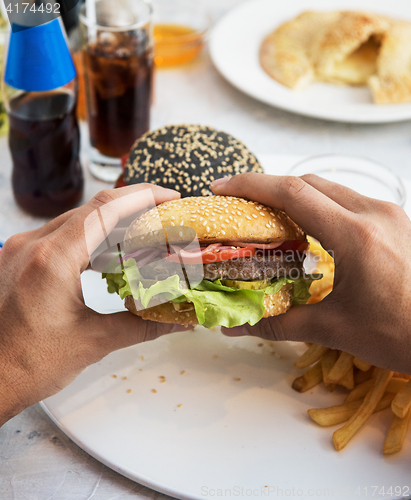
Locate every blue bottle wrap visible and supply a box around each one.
[5,18,76,91]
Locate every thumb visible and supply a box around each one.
[88,311,192,358]
[222,301,337,347]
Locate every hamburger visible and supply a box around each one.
[104,196,315,328]
[115,124,264,196]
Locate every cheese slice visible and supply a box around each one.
[325,36,381,85]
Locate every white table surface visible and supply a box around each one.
[1,0,411,498]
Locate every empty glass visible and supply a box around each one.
[289,154,406,207]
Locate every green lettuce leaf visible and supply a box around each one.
[291,278,315,305]
[183,287,266,328]
[103,259,319,329]
[102,258,141,297]
[264,276,316,305]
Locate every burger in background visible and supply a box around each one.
[115,124,264,195]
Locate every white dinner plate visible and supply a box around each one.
[41,157,411,500]
[209,0,411,123]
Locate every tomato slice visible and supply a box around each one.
[202,247,256,263]
[165,241,308,264]
[165,247,256,264]
[275,240,309,253]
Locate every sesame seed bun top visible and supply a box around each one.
[125,124,264,198]
[124,196,306,252]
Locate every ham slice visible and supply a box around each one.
[229,241,284,250]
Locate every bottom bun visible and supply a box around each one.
[125,296,198,327]
[262,283,292,318]
[124,284,292,327]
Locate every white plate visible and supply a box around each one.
[209,0,411,124]
[41,158,411,500]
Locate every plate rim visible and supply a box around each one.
[209,0,411,124]
[39,169,411,500]
[39,400,199,500]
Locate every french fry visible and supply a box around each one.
[317,287,333,301]
[307,239,334,304]
[321,349,339,392]
[325,352,354,385]
[391,379,411,418]
[308,393,395,427]
[338,364,355,391]
[387,377,409,395]
[383,408,411,455]
[294,344,329,369]
[310,267,334,291]
[345,380,373,403]
[307,287,333,304]
[354,366,375,385]
[306,295,318,305]
[347,377,405,404]
[317,261,335,276]
[308,262,334,291]
[332,368,393,451]
[353,358,373,372]
[308,236,334,264]
[292,361,323,393]
[294,235,411,455]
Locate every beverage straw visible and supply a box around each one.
[0,0,10,28]
[86,0,97,38]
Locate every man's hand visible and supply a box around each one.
[212,173,411,375]
[0,184,181,426]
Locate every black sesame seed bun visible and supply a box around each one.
[124,196,306,252]
[125,124,264,197]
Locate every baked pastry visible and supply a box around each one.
[124,124,264,197]
[368,21,411,104]
[311,11,389,86]
[260,11,338,90]
[260,10,411,104]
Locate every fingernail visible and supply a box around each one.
[211,176,231,188]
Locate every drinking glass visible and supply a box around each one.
[289,154,406,207]
[80,0,153,182]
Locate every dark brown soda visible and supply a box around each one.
[84,34,153,158]
[9,91,84,217]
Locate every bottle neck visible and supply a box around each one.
[3,79,78,120]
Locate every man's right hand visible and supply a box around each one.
[212,173,411,375]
